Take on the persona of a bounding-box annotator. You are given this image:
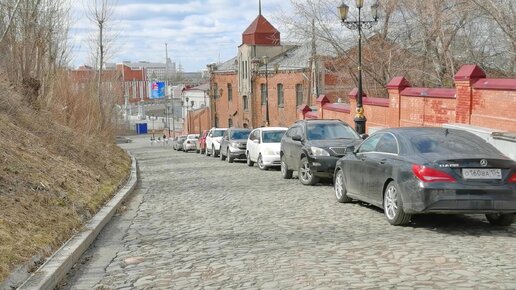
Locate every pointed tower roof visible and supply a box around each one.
[242,14,280,45]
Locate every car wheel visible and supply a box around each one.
[335,169,352,203]
[212,146,218,157]
[246,152,254,167]
[205,146,210,156]
[281,155,293,179]
[220,148,226,161]
[227,152,234,163]
[486,213,515,226]
[257,154,267,170]
[299,157,319,185]
[383,181,411,226]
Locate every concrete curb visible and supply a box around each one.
[17,154,138,290]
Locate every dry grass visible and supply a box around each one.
[0,72,131,283]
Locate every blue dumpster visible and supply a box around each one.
[136,123,148,134]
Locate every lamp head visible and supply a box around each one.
[356,0,364,9]
[338,2,349,22]
[262,55,269,65]
[371,2,379,21]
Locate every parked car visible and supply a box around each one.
[183,134,199,152]
[246,127,288,170]
[196,130,208,154]
[280,119,363,185]
[173,135,188,151]
[205,127,228,157]
[219,128,252,163]
[333,127,516,226]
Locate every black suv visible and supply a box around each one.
[280,119,364,185]
[219,128,252,163]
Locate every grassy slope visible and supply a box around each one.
[0,78,131,282]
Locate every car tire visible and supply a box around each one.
[334,169,352,203]
[212,146,218,157]
[383,181,411,226]
[257,154,267,170]
[299,157,319,185]
[486,213,515,226]
[205,146,210,156]
[246,152,254,167]
[281,155,293,179]
[227,153,234,163]
[220,148,226,161]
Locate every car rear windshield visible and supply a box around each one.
[262,130,286,143]
[306,123,359,140]
[231,130,251,140]
[410,133,499,154]
[212,130,226,137]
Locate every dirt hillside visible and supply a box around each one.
[0,73,131,286]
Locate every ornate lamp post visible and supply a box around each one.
[263,56,270,127]
[338,0,378,134]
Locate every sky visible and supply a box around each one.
[70,0,291,72]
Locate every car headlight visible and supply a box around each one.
[230,142,239,148]
[310,146,330,157]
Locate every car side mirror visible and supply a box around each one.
[346,145,356,154]
[253,139,259,144]
[360,134,369,140]
[292,134,302,142]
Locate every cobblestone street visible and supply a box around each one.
[64,135,516,289]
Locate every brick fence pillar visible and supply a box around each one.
[316,95,330,119]
[386,77,411,128]
[298,104,312,120]
[454,64,486,124]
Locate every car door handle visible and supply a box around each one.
[379,159,386,165]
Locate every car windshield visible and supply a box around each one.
[262,130,286,143]
[411,132,499,155]
[212,130,225,137]
[231,130,251,140]
[306,123,360,140]
[187,135,198,139]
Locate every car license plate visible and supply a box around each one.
[462,168,502,179]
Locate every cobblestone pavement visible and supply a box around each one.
[63,135,516,289]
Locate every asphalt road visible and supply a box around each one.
[61,135,516,289]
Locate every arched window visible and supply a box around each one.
[213,83,219,98]
[227,83,233,101]
[228,118,233,128]
[296,84,303,106]
[243,95,249,111]
[277,83,284,106]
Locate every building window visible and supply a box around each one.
[296,84,303,106]
[215,116,219,127]
[261,83,266,105]
[277,83,284,107]
[228,83,232,101]
[228,118,233,128]
[213,83,219,98]
[243,95,249,111]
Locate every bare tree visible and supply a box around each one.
[86,0,117,129]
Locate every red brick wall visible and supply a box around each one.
[301,65,516,133]
[184,107,211,135]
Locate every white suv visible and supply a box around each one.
[205,127,227,157]
[246,127,288,170]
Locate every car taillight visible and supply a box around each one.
[412,164,456,183]
[509,173,516,183]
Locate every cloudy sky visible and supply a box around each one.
[70,0,291,72]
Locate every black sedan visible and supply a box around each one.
[333,127,516,226]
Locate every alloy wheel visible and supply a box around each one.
[384,185,398,220]
[299,161,312,182]
[335,170,344,200]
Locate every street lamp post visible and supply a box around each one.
[338,0,378,134]
[263,56,270,127]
